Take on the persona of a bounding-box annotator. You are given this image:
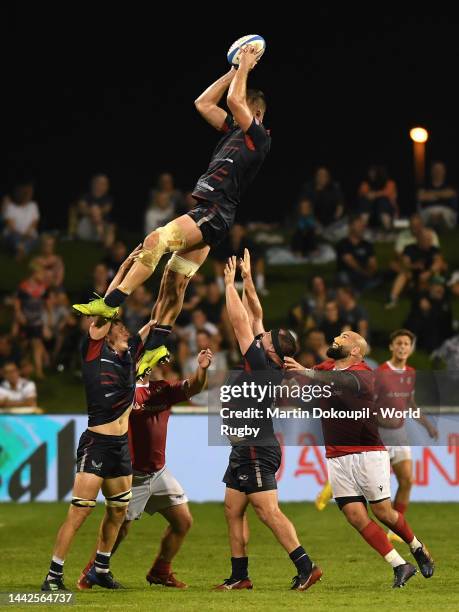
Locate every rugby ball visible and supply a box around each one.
[227,34,266,66]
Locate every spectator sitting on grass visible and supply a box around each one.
[358,164,398,230]
[42,290,70,362]
[404,276,453,352]
[418,161,457,230]
[336,214,379,293]
[336,286,369,339]
[318,300,348,344]
[81,262,110,303]
[300,166,345,229]
[391,213,439,275]
[289,276,331,334]
[3,180,40,260]
[75,202,115,247]
[0,361,38,409]
[291,198,320,257]
[69,174,115,244]
[145,191,177,234]
[386,228,447,309]
[149,172,184,213]
[34,234,65,289]
[13,262,48,379]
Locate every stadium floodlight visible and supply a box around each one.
[410,127,429,187]
[410,127,429,143]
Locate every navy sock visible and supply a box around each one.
[230,556,248,580]
[94,550,111,574]
[105,288,128,308]
[289,546,312,576]
[47,557,64,581]
[145,325,172,350]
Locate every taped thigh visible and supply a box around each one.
[166,253,201,278]
[105,489,132,508]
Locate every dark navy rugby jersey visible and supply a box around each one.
[192,115,271,224]
[81,333,143,427]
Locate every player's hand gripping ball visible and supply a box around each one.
[227,34,266,66]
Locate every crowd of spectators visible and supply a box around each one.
[1,163,458,409]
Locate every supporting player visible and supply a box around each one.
[216,251,322,591]
[77,348,213,590]
[73,45,271,376]
[285,331,435,588]
[314,329,439,515]
[41,248,166,591]
[375,329,438,542]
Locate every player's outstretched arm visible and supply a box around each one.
[227,45,261,132]
[137,319,157,344]
[186,349,213,397]
[224,256,254,355]
[194,67,236,130]
[284,358,360,392]
[88,244,143,341]
[240,248,264,336]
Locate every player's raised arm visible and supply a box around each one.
[240,248,265,336]
[227,45,261,132]
[185,349,213,397]
[194,67,236,130]
[224,256,254,355]
[88,244,143,341]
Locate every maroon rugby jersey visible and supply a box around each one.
[314,359,385,458]
[128,380,188,472]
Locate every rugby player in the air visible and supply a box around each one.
[73,46,270,379]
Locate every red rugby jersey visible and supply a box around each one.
[128,380,188,473]
[375,361,415,429]
[314,359,385,458]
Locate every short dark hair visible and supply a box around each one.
[278,329,297,358]
[246,89,267,113]
[389,329,416,344]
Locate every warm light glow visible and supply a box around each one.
[410,127,429,143]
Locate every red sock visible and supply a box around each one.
[151,557,171,576]
[394,501,408,515]
[391,512,414,544]
[360,520,393,557]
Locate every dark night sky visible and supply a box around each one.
[3,7,459,230]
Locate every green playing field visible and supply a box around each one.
[0,501,457,611]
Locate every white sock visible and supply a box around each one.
[384,549,406,568]
[256,274,265,290]
[409,536,422,552]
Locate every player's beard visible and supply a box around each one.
[326,344,349,360]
